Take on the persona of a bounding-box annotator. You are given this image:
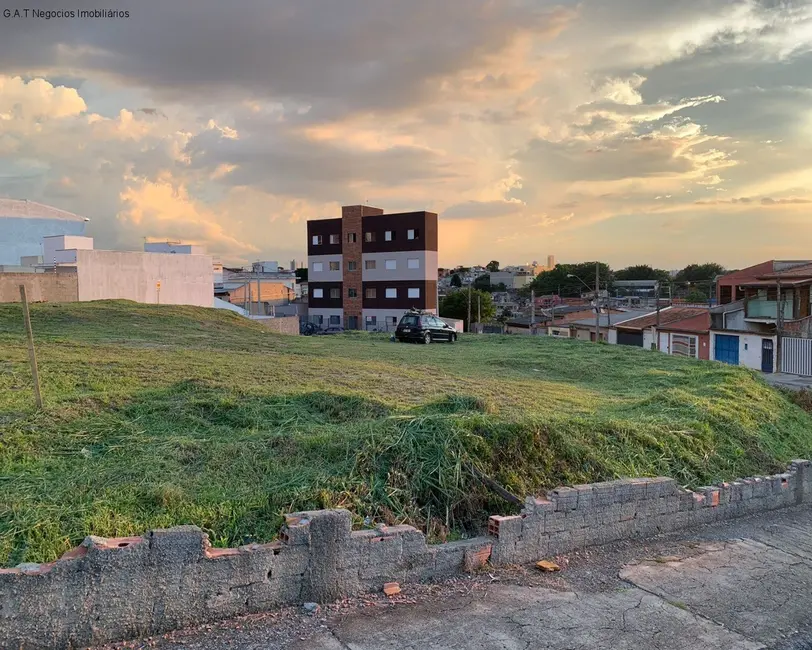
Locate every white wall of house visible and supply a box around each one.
[43,235,94,264]
[643,328,655,350]
[709,331,776,371]
[607,329,618,345]
[741,333,772,370]
[75,250,214,307]
[548,326,571,337]
[658,332,669,353]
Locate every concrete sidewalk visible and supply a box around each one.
[101,506,812,650]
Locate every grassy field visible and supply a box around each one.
[1,300,811,567]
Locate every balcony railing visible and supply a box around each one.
[745,299,794,320]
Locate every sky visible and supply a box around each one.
[0,0,810,270]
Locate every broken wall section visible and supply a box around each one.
[1,461,809,649]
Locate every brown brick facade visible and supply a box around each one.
[342,205,383,328]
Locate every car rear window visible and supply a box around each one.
[400,315,419,326]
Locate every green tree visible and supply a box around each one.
[675,263,726,285]
[685,288,710,303]
[486,260,500,273]
[614,265,670,284]
[450,274,462,288]
[439,289,496,328]
[473,274,493,292]
[522,261,612,298]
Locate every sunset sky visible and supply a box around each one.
[0,0,810,269]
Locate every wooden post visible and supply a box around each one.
[19,285,43,409]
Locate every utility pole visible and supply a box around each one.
[257,277,262,316]
[594,262,600,343]
[477,295,481,326]
[467,284,472,333]
[777,278,783,373]
[655,281,661,350]
[531,289,536,335]
[19,285,43,409]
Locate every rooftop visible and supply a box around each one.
[570,309,654,328]
[0,198,88,222]
[612,307,709,331]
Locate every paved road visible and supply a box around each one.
[763,372,812,391]
[101,506,812,650]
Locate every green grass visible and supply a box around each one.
[1,300,811,566]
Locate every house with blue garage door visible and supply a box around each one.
[709,260,812,374]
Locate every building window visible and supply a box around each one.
[312,235,322,245]
[386,288,397,299]
[407,258,420,269]
[329,261,339,271]
[408,288,420,299]
[330,288,340,299]
[313,262,324,272]
[365,260,376,270]
[366,315,377,325]
[385,230,394,241]
[347,261,357,271]
[388,316,398,325]
[347,233,357,243]
[672,335,697,358]
[385,259,397,270]
[366,288,377,299]
[312,288,324,299]
[348,288,357,298]
[329,234,340,245]
[314,315,324,326]
[329,315,340,325]
[407,229,419,240]
[365,232,376,243]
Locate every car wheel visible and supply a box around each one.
[423,331,432,345]
[449,333,456,344]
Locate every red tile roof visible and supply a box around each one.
[614,307,708,331]
[655,311,711,333]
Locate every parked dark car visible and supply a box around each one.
[317,326,344,335]
[395,311,458,344]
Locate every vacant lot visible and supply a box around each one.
[1,301,810,566]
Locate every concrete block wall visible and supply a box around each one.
[2,461,809,649]
[0,271,79,303]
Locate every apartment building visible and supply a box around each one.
[307,205,438,330]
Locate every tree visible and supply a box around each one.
[675,263,726,285]
[440,289,496,328]
[614,265,670,284]
[450,274,462,288]
[473,274,494,292]
[522,261,612,298]
[486,260,500,273]
[685,288,710,303]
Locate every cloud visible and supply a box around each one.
[695,196,812,205]
[0,0,571,118]
[0,0,811,269]
[442,200,525,220]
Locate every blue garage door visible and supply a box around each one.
[715,334,740,366]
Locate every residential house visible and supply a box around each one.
[711,261,812,373]
[570,309,653,343]
[655,311,712,360]
[611,307,709,350]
